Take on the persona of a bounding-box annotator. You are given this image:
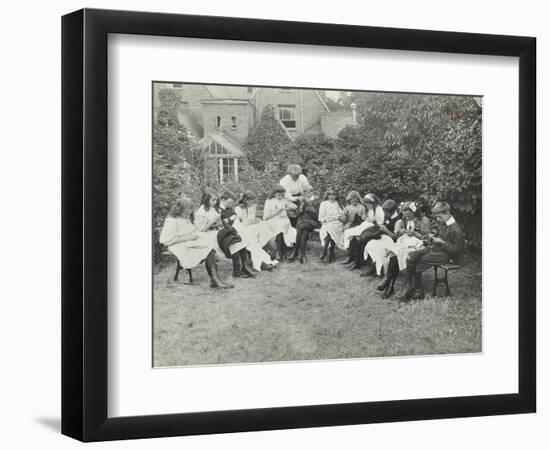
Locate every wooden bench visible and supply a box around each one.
[432,263,462,297]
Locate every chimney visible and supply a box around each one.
[350,103,357,125]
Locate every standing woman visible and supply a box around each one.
[159,197,233,288]
[279,164,312,227]
[263,186,297,261]
[318,188,345,263]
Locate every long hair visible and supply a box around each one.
[363,193,381,208]
[237,190,257,207]
[200,189,219,212]
[168,197,195,219]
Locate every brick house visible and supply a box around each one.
[154,83,356,183]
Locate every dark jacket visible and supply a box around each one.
[434,218,465,264]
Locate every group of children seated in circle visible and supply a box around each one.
[159,182,465,302]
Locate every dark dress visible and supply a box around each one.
[217,207,243,258]
[407,218,464,272]
[384,213,401,237]
[296,201,319,232]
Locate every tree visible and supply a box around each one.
[324,91,353,112]
[335,92,482,246]
[242,105,292,171]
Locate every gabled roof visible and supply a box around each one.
[200,132,244,157]
[315,90,330,112]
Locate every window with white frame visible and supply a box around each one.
[278,104,296,129]
[221,158,238,183]
[215,116,222,129]
[231,116,237,130]
[206,141,240,183]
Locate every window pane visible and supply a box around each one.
[279,105,296,128]
[221,158,236,182]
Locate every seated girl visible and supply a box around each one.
[376,201,427,298]
[288,189,319,264]
[318,188,345,263]
[218,191,257,279]
[235,190,277,251]
[193,189,223,235]
[345,193,385,271]
[341,190,367,264]
[230,191,277,272]
[364,199,400,278]
[263,186,297,261]
[159,197,233,289]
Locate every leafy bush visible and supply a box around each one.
[153,89,482,253]
[329,93,482,246]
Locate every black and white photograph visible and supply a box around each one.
[1,0,544,447]
[153,82,483,367]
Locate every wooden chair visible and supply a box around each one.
[161,251,195,284]
[432,263,462,297]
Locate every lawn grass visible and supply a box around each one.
[153,241,482,367]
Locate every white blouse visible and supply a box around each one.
[159,217,196,247]
[365,205,385,225]
[193,205,221,232]
[235,204,258,225]
[279,174,312,200]
[263,198,292,220]
[318,200,344,224]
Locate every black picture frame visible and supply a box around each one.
[61,8,536,442]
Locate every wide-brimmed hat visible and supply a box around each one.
[401,201,417,213]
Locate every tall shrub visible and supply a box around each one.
[152,89,210,261]
[242,105,292,171]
